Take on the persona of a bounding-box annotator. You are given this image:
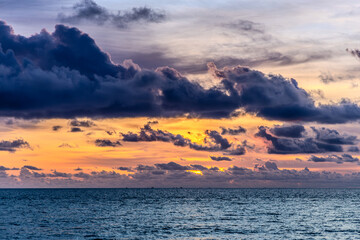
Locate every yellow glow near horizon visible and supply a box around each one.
[187,170,203,175]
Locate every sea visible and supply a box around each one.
[0,188,359,239]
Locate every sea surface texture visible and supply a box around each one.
[0,188,359,239]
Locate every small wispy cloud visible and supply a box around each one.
[58,0,166,29]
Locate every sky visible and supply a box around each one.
[1,0,360,187]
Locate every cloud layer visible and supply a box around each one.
[0,20,360,122]
[4,161,360,188]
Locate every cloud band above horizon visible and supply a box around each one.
[0,20,359,123]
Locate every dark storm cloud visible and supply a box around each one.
[270,124,305,138]
[58,0,166,29]
[209,156,232,161]
[255,126,343,154]
[52,125,62,131]
[121,123,248,155]
[0,21,360,123]
[0,22,125,79]
[308,154,359,164]
[69,119,96,127]
[0,139,30,152]
[220,126,246,135]
[94,139,121,147]
[208,64,360,123]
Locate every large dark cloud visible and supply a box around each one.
[0,20,360,122]
[58,0,166,29]
[0,21,125,79]
[121,122,247,155]
[0,139,30,152]
[255,126,355,154]
[211,64,360,123]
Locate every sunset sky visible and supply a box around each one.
[1,0,360,187]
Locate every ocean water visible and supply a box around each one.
[0,189,360,239]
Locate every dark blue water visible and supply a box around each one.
[0,189,360,239]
